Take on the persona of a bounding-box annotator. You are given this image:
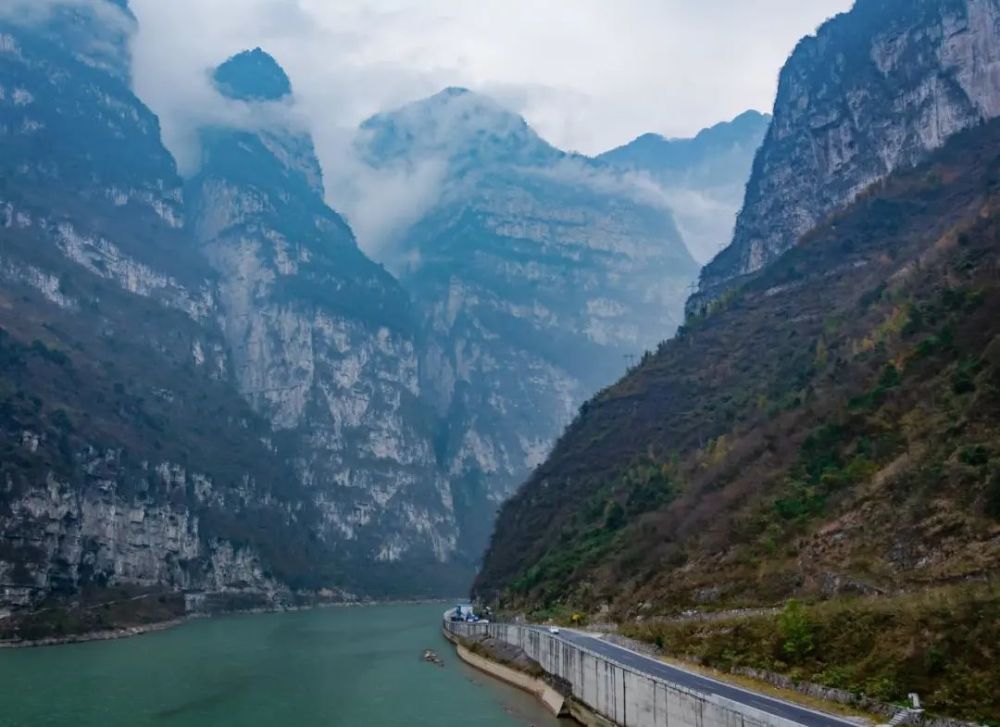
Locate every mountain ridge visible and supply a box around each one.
[597,110,770,263]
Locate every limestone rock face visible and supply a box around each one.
[0,12,330,616]
[0,453,285,609]
[692,0,1000,314]
[186,52,460,588]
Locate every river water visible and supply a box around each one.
[0,602,565,727]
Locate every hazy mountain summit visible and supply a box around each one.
[598,110,770,263]
[598,110,770,186]
[354,88,699,557]
[359,86,562,171]
[213,47,293,103]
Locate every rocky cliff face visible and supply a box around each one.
[0,4,347,629]
[186,51,462,592]
[597,111,770,263]
[691,0,1000,314]
[359,89,699,556]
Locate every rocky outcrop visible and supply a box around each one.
[691,0,1000,314]
[0,449,283,609]
[0,4,347,622]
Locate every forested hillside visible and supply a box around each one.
[476,119,1000,718]
[478,117,1000,606]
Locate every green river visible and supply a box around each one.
[0,602,565,726]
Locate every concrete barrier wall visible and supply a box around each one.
[444,621,804,727]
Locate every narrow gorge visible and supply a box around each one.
[0,0,759,636]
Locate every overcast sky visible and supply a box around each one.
[129,0,854,158]
[123,0,855,259]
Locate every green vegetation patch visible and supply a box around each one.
[622,585,1000,723]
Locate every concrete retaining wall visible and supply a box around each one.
[444,621,805,727]
[442,628,569,716]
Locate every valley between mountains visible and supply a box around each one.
[1,0,999,723]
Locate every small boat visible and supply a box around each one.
[422,649,444,666]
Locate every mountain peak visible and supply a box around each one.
[213,48,292,103]
[359,87,559,168]
[597,110,770,174]
[438,86,472,98]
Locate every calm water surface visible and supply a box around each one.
[0,602,565,727]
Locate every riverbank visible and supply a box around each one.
[443,629,567,717]
[0,616,191,649]
[0,595,454,649]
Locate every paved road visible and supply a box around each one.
[543,628,861,727]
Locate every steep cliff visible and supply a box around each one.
[598,110,770,263]
[0,3,350,638]
[691,0,1000,314]
[186,51,464,593]
[359,89,699,556]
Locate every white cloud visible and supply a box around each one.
[124,0,854,255]
[0,0,129,25]
[129,0,854,153]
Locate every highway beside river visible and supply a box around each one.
[549,627,859,727]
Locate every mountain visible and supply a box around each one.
[187,50,463,593]
[476,115,1000,721]
[359,87,562,171]
[690,0,1000,315]
[0,2,353,639]
[597,111,771,262]
[212,47,292,102]
[358,88,700,558]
